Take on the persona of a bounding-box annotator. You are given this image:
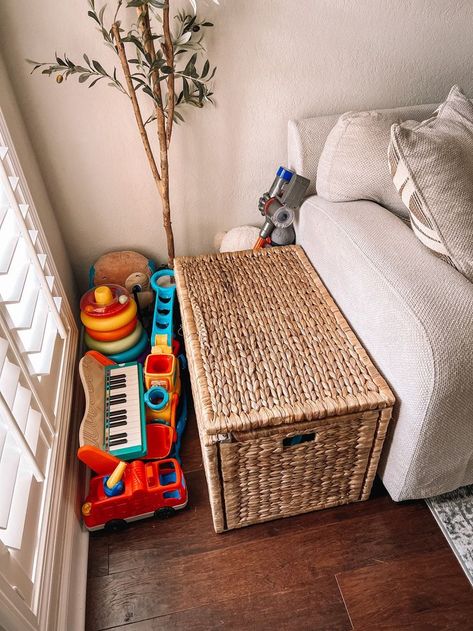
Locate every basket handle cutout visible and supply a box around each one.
[283,432,315,448]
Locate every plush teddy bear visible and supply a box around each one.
[214,225,261,253]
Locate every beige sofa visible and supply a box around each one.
[289,104,473,501]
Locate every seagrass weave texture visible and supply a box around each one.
[175,246,394,531]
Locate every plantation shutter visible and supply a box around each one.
[0,109,77,625]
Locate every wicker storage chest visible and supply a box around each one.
[175,246,394,532]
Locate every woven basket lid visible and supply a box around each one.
[175,246,394,436]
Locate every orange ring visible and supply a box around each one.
[80,298,137,331]
[86,317,138,342]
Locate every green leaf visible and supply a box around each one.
[196,81,204,102]
[98,4,107,23]
[79,73,90,83]
[201,59,209,78]
[92,59,107,75]
[182,77,190,101]
[87,10,100,24]
[202,22,214,27]
[88,76,104,87]
[161,65,173,74]
[184,52,197,75]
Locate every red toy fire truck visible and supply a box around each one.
[79,447,187,532]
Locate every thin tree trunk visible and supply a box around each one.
[136,5,175,266]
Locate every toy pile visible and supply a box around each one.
[76,251,188,532]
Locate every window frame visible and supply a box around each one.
[0,107,80,631]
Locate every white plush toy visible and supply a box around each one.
[214,225,261,253]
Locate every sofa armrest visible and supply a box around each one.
[297,196,473,500]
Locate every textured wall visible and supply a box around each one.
[1,0,472,288]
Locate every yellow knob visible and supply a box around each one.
[82,502,92,516]
[94,285,113,305]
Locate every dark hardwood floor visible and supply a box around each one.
[86,407,473,630]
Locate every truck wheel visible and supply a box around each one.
[154,507,175,519]
[104,519,128,532]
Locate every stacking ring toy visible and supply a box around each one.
[81,299,137,331]
[108,329,149,363]
[80,284,130,317]
[86,317,138,342]
[84,322,143,354]
[144,386,169,411]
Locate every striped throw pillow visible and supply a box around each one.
[388,85,473,281]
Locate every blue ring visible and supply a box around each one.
[108,329,148,363]
[144,386,169,411]
[150,268,175,294]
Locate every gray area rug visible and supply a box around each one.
[426,485,473,586]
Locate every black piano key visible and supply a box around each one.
[109,438,128,446]
[109,373,126,381]
[108,414,127,422]
[110,432,127,440]
[109,394,127,403]
[109,409,127,417]
[109,420,127,428]
[109,383,126,390]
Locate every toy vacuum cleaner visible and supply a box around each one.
[253,166,310,250]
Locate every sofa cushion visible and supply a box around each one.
[316,110,410,218]
[389,85,473,282]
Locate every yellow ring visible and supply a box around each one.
[81,299,137,331]
[84,322,143,354]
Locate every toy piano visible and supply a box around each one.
[79,351,147,460]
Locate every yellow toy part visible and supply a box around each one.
[151,334,173,355]
[144,352,180,394]
[94,285,114,305]
[84,321,143,354]
[145,385,171,422]
[146,391,179,427]
[106,461,127,489]
[80,298,137,331]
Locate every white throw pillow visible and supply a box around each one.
[316,110,409,218]
[389,85,473,282]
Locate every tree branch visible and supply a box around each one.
[111,22,162,194]
[162,2,175,146]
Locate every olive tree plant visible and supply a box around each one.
[29,0,218,266]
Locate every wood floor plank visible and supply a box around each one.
[86,495,444,629]
[87,538,108,578]
[336,548,473,630]
[107,579,352,631]
[104,472,438,576]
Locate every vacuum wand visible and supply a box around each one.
[253,167,310,251]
